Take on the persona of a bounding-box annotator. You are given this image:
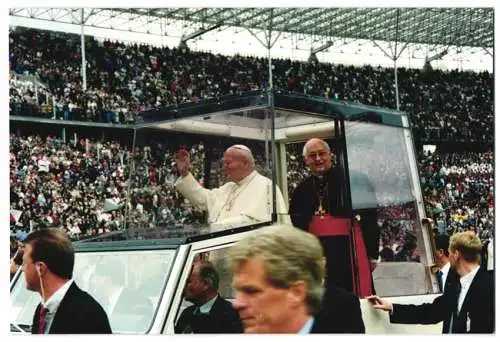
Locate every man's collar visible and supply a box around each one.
[311,167,334,179]
[198,294,218,314]
[441,262,450,273]
[43,279,73,314]
[459,264,480,288]
[297,316,314,334]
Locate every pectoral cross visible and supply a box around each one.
[314,201,326,219]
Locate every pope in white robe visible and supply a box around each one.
[174,144,289,232]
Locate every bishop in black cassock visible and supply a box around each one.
[289,138,379,297]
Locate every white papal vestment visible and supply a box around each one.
[175,170,290,231]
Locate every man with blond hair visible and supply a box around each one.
[174,144,289,231]
[368,231,494,333]
[229,225,364,333]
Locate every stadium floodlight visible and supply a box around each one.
[311,41,333,55]
[308,41,333,63]
[179,21,224,47]
[425,49,448,63]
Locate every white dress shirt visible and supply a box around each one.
[198,294,218,314]
[297,317,315,334]
[41,279,74,333]
[440,262,451,288]
[457,265,480,313]
[175,170,290,231]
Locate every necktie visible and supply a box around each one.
[437,271,444,292]
[38,305,48,334]
[450,282,462,333]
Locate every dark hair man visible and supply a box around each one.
[23,228,111,334]
[175,261,243,333]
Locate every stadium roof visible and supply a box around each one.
[9,8,494,49]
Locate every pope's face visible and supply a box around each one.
[222,150,248,182]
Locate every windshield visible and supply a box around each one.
[10,249,176,333]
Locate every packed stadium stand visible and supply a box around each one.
[9,9,494,264]
[10,27,493,143]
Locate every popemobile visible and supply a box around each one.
[11,90,444,334]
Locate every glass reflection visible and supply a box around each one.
[344,121,421,264]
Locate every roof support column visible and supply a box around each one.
[246,8,281,222]
[80,9,87,91]
[371,9,408,111]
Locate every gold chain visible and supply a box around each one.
[313,177,328,219]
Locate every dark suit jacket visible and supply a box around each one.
[31,282,112,334]
[390,268,494,333]
[174,295,243,334]
[311,285,365,333]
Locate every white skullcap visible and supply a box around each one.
[229,144,251,153]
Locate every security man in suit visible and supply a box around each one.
[24,228,111,334]
[434,234,453,292]
[229,225,365,333]
[175,261,243,333]
[368,231,494,333]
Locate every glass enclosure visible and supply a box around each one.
[10,91,434,334]
[129,95,280,237]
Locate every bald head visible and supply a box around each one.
[302,138,330,157]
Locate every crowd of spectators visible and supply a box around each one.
[9,131,494,267]
[9,133,210,245]
[9,27,494,266]
[9,27,493,143]
[419,151,494,239]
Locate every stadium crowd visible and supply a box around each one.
[9,27,493,143]
[9,133,208,242]
[420,151,494,238]
[9,27,494,266]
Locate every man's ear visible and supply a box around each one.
[287,280,307,308]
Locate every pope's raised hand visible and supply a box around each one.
[174,148,191,177]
